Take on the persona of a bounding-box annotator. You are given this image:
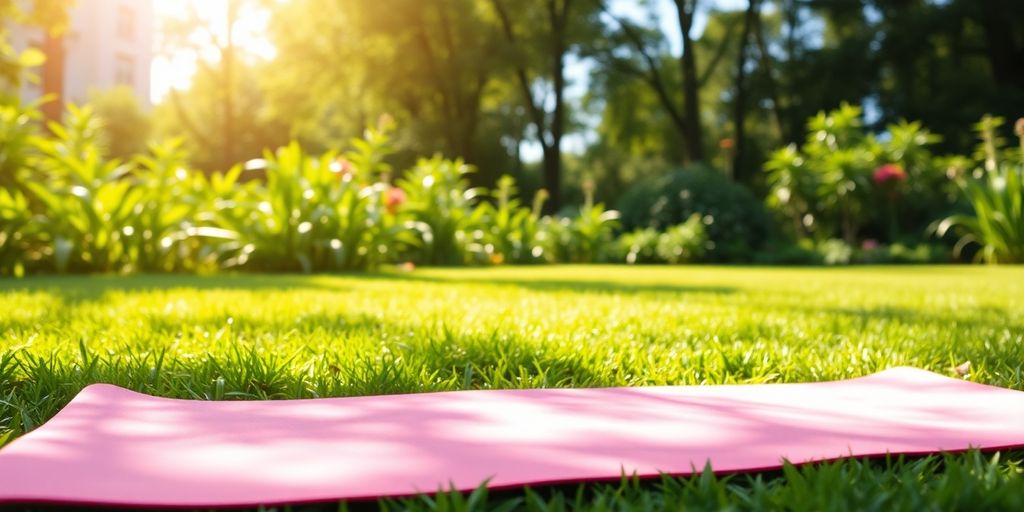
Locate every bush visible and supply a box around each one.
[397,156,487,266]
[655,214,708,264]
[936,116,1024,263]
[856,242,949,264]
[618,228,660,264]
[618,165,773,262]
[477,176,548,265]
[616,215,709,265]
[764,103,953,246]
[753,239,824,266]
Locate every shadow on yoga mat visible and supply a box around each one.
[1,367,1023,508]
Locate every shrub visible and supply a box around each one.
[398,156,487,266]
[25,105,137,272]
[655,214,708,264]
[856,242,949,264]
[817,239,854,266]
[764,103,949,246]
[0,187,35,276]
[618,228,660,264]
[477,176,548,265]
[0,99,40,192]
[935,116,1024,263]
[541,179,620,264]
[618,165,772,262]
[221,140,415,273]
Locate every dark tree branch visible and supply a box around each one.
[698,14,741,87]
[596,2,687,138]
[489,0,550,150]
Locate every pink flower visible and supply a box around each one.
[385,187,407,214]
[861,239,880,251]
[330,158,354,179]
[873,164,906,185]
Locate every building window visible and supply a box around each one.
[117,5,135,40]
[115,54,135,86]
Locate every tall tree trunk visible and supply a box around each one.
[752,6,785,142]
[732,0,757,184]
[490,0,570,212]
[781,0,800,144]
[546,0,569,211]
[675,0,705,163]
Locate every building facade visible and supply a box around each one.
[13,0,153,111]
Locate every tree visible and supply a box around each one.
[153,59,287,172]
[486,0,600,211]
[261,0,520,186]
[157,0,261,170]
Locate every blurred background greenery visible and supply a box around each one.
[1,0,1022,274]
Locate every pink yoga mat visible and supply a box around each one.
[1,367,1023,508]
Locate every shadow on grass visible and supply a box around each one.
[0,271,737,302]
[818,304,1021,332]
[357,272,737,296]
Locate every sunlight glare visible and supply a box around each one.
[150,0,276,104]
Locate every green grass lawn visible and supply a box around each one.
[2,266,1023,510]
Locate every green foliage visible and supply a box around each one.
[398,156,487,266]
[569,203,621,263]
[936,116,1024,264]
[655,214,708,264]
[25,104,135,272]
[618,165,772,261]
[477,176,547,265]
[765,104,947,245]
[218,141,415,273]
[540,205,620,264]
[618,227,660,264]
[0,187,34,276]
[2,101,632,274]
[0,98,41,191]
[619,214,709,265]
[0,0,73,86]
[89,86,153,161]
[123,141,228,273]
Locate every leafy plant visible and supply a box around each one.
[541,180,620,264]
[935,116,1024,263]
[219,141,413,273]
[765,104,944,246]
[655,214,708,264]
[25,105,136,272]
[0,99,42,192]
[398,156,487,266]
[0,187,36,276]
[478,175,548,265]
[619,228,660,264]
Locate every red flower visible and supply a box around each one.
[873,164,906,185]
[385,187,407,214]
[719,138,735,150]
